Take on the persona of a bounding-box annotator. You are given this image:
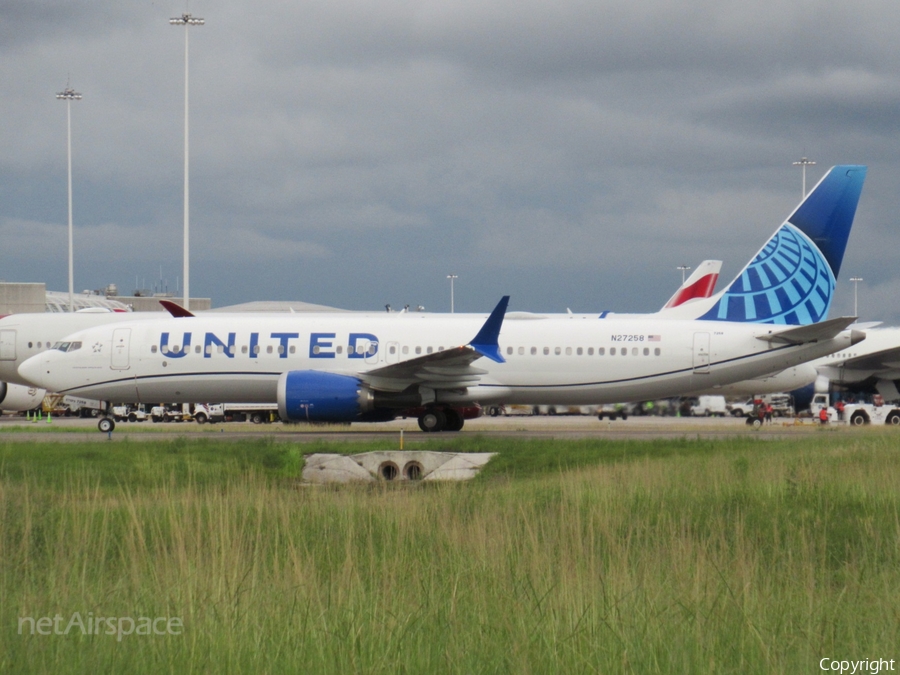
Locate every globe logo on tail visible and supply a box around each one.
[700,223,834,325]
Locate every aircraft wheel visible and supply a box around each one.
[418,409,446,433]
[98,418,115,433]
[444,409,464,432]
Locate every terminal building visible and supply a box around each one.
[0,282,211,315]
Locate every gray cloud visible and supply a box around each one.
[1,0,898,322]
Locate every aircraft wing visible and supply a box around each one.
[360,296,509,393]
[756,316,861,345]
[830,345,900,372]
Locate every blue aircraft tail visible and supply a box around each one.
[698,165,867,325]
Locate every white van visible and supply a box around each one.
[689,395,728,417]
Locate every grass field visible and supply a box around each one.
[1,432,899,673]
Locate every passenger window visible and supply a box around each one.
[402,346,409,355]
[506,346,513,356]
[241,345,248,354]
[415,346,422,355]
[151,345,158,353]
[427,346,433,354]
[621,349,627,357]
[289,346,296,354]
[195,345,201,354]
[643,347,649,356]
[632,348,638,356]
[217,345,224,354]
[389,345,396,355]
[576,347,582,356]
[531,347,537,355]
[205,345,213,355]
[312,345,321,355]
[654,348,661,356]
[588,347,594,355]
[565,347,572,356]
[518,346,524,355]
[610,347,616,355]
[266,346,273,354]
[598,348,605,355]
[253,345,261,355]
[278,345,285,355]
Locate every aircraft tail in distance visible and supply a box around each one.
[661,260,722,310]
[695,165,866,325]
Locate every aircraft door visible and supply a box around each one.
[111,328,131,370]
[0,330,15,361]
[693,332,710,374]
[364,340,380,365]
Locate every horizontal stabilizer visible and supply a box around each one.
[756,316,861,345]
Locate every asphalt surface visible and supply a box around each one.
[0,412,866,443]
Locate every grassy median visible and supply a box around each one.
[1,433,898,673]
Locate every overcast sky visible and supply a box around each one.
[2,1,899,321]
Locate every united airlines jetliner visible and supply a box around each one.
[0,260,721,412]
[18,166,867,432]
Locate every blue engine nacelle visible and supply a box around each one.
[277,370,380,423]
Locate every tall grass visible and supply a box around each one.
[1,434,899,672]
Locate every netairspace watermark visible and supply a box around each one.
[18,613,183,642]
[820,658,896,674]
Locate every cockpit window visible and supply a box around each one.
[53,341,83,353]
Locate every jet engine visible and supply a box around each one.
[277,371,396,423]
[0,382,46,412]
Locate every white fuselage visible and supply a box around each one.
[19,313,860,408]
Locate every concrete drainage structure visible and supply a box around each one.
[302,451,495,484]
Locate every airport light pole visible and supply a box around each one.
[56,85,82,313]
[447,274,458,313]
[677,265,691,285]
[170,12,204,310]
[850,276,863,317]
[793,157,816,199]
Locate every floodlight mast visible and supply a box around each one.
[850,276,863,317]
[170,12,204,311]
[677,265,691,284]
[447,274,458,313]
[56,86,82,313]
[793,157,816,199]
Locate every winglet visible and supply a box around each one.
[159,300,195,318]
[469,296,509,363]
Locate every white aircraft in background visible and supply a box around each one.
[19,166,867,432]
[0,259,722,413]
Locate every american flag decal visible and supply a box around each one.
[648,335,661,342]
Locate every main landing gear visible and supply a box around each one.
[417,407,464,433]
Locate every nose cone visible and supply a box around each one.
[18,353,52,389]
